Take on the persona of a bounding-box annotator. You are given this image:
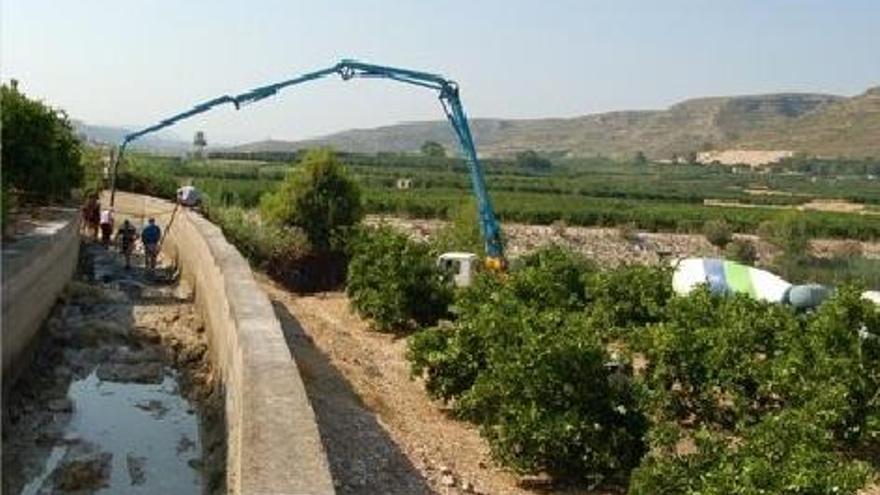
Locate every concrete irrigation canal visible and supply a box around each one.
[2,193,336,495]
[3,242,224,494]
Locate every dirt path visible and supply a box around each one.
[259,274,599,495]
[706,197,880,215]
[2,242,224,494]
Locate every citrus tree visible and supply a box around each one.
[347,225,451,331]
[260,149,362,251]
[1,82,83,202]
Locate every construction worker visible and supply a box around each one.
[116,219,138,269]
[99,207,114,247]
[141,217,162,272]
[81,194,100,239]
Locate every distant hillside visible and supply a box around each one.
[731,87,880,158]
[230,88,880,159]
[72,120,189,152]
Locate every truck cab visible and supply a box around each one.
[438,252,479,288]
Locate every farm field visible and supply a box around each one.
[119,151,880,240]
[112,150,880,289]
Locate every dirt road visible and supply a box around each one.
[259,275,602,495]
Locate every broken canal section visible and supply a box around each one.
[3,241,225,494]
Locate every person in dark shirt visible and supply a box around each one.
[116,219,138,269]
[141,218,162,272]
[81,195,100,239]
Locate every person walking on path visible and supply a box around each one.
[116,219,138,269]
[141,217,162,273]
[89,198,101,239]
[81,195,101,239]
[99,207,114,247]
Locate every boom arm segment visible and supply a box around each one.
[111,60,504,264]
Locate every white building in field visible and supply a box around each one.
[697,150,794,167]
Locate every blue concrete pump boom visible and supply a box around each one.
[110,59,505,269]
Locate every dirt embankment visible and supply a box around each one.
[260,275,605,495]
[2,242,225,494]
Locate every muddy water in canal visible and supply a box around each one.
[3,242,225,494]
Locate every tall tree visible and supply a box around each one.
[421,140,446,157]
[1,82,83,201]
[260,149,362,251]
[515,150,552,170]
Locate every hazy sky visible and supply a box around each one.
[3,0,879,145]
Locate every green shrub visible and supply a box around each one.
[204,205,309,265]
[724,238,758,264]
[619,222,639,244]
[420,140,446,158]
[460,311,647,480]
[631,286,879,493]
[116,157,178,199]
[409,249,597,402]
[79,145,107,194]
[204,204,347,292]
[432,198,484,254]
[642,288,799,427]
[115,170,176,199]
[347,226,451,331]
[769,286,880,445]
[408,260,876,489]
[630,411,870,495]
[261,149,362,251]
[1,83,83,201]
[509,245,596,310]
[550,218,568,237]
[410,299,647,481]
[759,211,810,254]
[587,264,673,333]
[515,149,552,170]
[408,259,650,482]
[196,177,277,208]
[703,219,732,248]
[408,276,518,401]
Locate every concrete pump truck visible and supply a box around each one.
[110,60,505,283]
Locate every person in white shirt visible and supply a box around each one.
[99,208,114,247]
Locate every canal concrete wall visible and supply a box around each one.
[2,208,81,394]
[106,192,334,495]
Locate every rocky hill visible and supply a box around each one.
[231,88,880,159]
[732,87,880,158]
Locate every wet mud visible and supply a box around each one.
[2,242,225,494]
